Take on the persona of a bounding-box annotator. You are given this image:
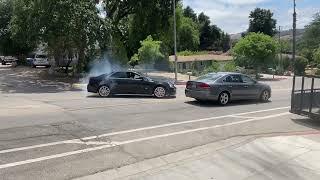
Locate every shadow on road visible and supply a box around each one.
[292,117,320,130]
[86,94,176,99]
[0,66,81,94]
[185,99,270,107]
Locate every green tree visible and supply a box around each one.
[178,17,199,51]
[223,61,237,72]
[203,61,220,74]
[248,8,277,36]
[279,39,291,53]
[314,48,320,65]
[11,0,104,72]
[294,57,308,76]
[282,56,291,71]
[0,0,35,57]
[300,13,320,50]
[130,36,166,69]
[198,12,222,51]
[105,0,179,59]
[183,6,197,22]
[233,33,278,77]
[299,48,314,63]
[216,32,231,52]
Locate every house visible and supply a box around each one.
[169,54,233,72]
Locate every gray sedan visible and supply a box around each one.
[185,72,271,105]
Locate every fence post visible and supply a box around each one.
[291,75,296,111]
[309,78,315,113]
[299,76,305,112]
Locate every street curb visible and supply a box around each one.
[73,136,255,180]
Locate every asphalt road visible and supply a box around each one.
[0,66,319,180]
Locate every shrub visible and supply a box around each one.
[177,50,209,56]
[203,62,220,75]
[294,57,308,76]
[223,61,237,72]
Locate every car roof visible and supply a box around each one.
[112,71,141,74]
[210,72,243,76]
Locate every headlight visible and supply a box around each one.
[168,82,175,88]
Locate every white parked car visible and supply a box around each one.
[28,54,50,68]
[1,56,18,65]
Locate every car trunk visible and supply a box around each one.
[186,81,211,91]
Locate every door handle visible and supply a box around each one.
[244,86,249,88]
[228,86,233,88]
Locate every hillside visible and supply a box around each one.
[230,29,305,40]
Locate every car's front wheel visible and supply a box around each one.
[260,90,270,102]
[98,85,111,97]
[219,92,230,105]
[154,86,166,98]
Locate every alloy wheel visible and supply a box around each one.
[98,86,111,97]
[219,92,229,105]
[261,90,270,102]
[154,87,166,98]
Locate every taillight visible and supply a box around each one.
[197,83,210,89]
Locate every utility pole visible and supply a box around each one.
[293,0,297,71]
[279,26,282,72]
[291,0,297,111]
[173,0,178,82]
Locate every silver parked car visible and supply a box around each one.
[185,72,271,105]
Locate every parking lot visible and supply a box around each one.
[1,65,320,180]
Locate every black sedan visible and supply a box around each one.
[87,71,176,98]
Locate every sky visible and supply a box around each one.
[183,0,320,34]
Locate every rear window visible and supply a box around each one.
[197,74,222,81]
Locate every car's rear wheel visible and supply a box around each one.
[98,85,111,97]
[219,92,230,105]
[154,86,166,98]
[2,62,6,65]
[260,90,270,102]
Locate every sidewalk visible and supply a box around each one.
[75,132,320,180]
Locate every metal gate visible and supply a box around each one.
[291,76,320,119]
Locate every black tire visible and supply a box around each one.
[260,90,270,102]
[2,62,6,65]
[154,86,167,98]
[32,65,36,68]
[98,85,111,97]
[218,92,230,105]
